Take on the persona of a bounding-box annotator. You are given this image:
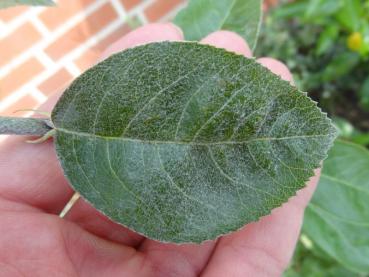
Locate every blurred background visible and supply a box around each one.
[0,0,187,118]
[257,0,369,149]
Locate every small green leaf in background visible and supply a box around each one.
[51,41,336,243]
[359,77,369,110]
[284,240,359,277]
[174,0,262,50]
[322,52,360,81]
[272,1,308,19]
[316,25,339,56]
[0,0,54,9]
[332,117,369,147]
[305,0,343,19]
[336,0,362,32]
[304,140,369,273]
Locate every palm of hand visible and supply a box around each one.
[0,24,318,277]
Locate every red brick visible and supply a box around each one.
[38,68,73,96]
[120,0,142,11]
[75,23,132,70]
[0,94,39,116]
[74,50,99,72]
[39,0,95,31]
[145,0,184,22]
[0,58,44,99]
[45,3,118,61]
[0,23,41,67]
[0,6,28,22]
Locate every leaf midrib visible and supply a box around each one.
[218,0,237,30]
[56,127,333,146]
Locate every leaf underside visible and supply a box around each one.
[174,0,262,50]
[52,42,337,243]
[304,140,369,273]
[0,117,52,136]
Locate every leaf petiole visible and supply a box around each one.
[26,129,56,144]
[59,192,80,218]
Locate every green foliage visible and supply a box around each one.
[174,0,262,50]
[359,77,369,110]
[333,117,369,147]
[303,140,369,273]
[272,0,369,57]
[284,239,359,277]
[0,0,54,9]
[256,0,369,127]
[51,41,336,243]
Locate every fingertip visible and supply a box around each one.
[289,168,320,209]
[167,23,184,39]
[201,31,252,57]
[257,57,294,85]
[101,23,184,59]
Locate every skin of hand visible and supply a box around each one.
[0,23,320,277]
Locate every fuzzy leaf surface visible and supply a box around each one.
[174,0,262,50]
[0,117,51,135]
[51,42,336,243]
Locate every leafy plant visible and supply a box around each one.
[284,238,360,277]
[0,41,337,243]
[272,0,369,56]
[174,0,262,50]
[303,140,369,273]
[333,117,369,147]
[256,0,369,138]
[0,0,54,9]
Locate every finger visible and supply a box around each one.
[0,23,183,217]
[102,23,183,59]
[0,211,144,277]
[64,199,143,247]
[139,241,216,276]
[0,129,74,214]
[63,23,184,246]
[201,31,252,57]
[257,57,294,85]
[202,59,319,277]
[137,30,253,274]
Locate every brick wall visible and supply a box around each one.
[0,0,185,118]
[0,0,277,119]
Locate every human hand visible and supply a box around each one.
[0,23,320,277]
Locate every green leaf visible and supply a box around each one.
[0,117,52,136]
[173,0,262,50]
[316,25,339,56]
[336,0,362,31]
[322,52,360,81]
[272,1,308,19]
[359,77,369,110]
[51,41,337,243]
[284,240,358,277]
[305,0,343,19]
[304,140,369,273]
[0,0,54,9]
